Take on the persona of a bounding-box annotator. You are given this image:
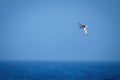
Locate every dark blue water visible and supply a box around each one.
[0,61,120,80]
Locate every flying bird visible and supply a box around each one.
[79,23,88,35]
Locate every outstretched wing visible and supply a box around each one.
[83,28,88,35]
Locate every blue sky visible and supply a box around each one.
[0,0,120,61]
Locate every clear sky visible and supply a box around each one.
[0,0,120,61]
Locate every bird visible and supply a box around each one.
[79,23,88,35]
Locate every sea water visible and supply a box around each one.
[0,61,120,80]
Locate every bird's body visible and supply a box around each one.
[79,24,88,35]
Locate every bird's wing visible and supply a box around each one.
[83,28,88,35]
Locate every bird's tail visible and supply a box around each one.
[83,28,88,35]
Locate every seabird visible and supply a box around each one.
[79,23,88,35]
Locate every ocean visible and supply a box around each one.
[0,61,120,80]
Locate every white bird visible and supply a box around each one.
[79,23,88,35]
